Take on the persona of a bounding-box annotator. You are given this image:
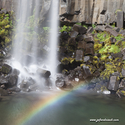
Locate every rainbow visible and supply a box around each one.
[14,83,86,125]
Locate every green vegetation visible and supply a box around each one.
[0,11,13,47]
[60,25,71,32]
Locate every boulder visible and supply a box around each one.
[75,50,84,61]
[8,75,18,87]
[77,41,86,50]
[82,65,92,79]
[1,64,12,74]
[107,76,119,91]
[0,49,6,58]
[37,68,51,78]
[55,74,65,88]
[11,69,20,76]
[73,24,87,34]
[105,28,118,37]
[85,43,94,55]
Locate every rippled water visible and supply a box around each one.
[0,90,125,125]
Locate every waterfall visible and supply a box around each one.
[48,0,59,78]
[11,0,59,89]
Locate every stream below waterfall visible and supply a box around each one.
[0,90,125,125]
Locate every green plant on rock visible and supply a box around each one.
[83,25,88,29]
[61,57,75,65]
[60,25,71,32]
[92,24,96,28]
[100,57,123,79]
[114,34,124,41]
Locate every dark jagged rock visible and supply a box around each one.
[1,64,12,74]
[77,41,86,50]
[55,74,65,88]
[8,75,18,87]
[107,76,119,91]
[82,65,92,79]
[11,69,20,76]
[73,24,87,34]
[37,68,51,78]
[75,50,83,61]
[85,43,94,55]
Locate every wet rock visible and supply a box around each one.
[117,11,124,29]
[44,78,52,87]
[1,64,12,74]
[0,88,8,96]
[55,74,65,88]
[73,24,87,34]
[82,65,92,79]
[29,84,38,91]
[105,28,118,37]
[37,68,51,78]
[8,87,21,92]
[0,49,6,58]
[11,69,20,76]
[8,75,18,87]
[75,50,83,61]
[0,75,8,85]
[107,76,119,91]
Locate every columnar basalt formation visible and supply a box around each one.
[59,0,125,25]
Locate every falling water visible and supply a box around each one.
[48,0,59,78]
[11,0,59,88]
